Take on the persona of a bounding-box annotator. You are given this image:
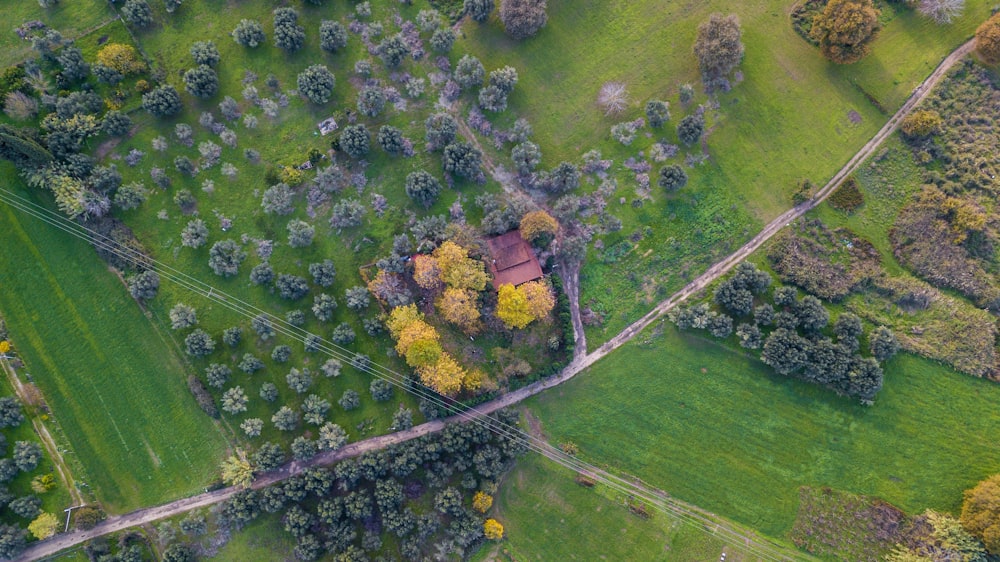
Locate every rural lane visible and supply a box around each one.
[16,38,976,562]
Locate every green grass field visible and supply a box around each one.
[460,0,994,348]
[472,453,787,562]
[0,173,229,513]
[0,0,116,68]
[522,326,1000,538]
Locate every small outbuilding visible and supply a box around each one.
[486,230,543,290]
[317,117,338,136]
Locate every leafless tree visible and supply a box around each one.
[918,0,965,24]
[598,82,628,116]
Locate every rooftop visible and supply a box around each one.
[485,230,543,290]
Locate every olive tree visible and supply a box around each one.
[142,85,182,118]
[499,0,547,39]
[405,170,442,208]
[232,19,265,48]
[320,20,348,52]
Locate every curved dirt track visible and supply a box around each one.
[16,39,976,562]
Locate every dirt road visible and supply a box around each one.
[15,38,976,562]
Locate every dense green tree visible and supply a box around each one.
[317,422,347,451]
[190,41,220,67]
[377,34,409,67]
[677,113,705,146]
[286,368,313,394]
[250,262,274,286]
[276,274,309,300]
[430,27,456,52]
[339,389,360,411]
[128,270,159,300]
[297,65,335,104]
[261,183,294,215]
[56,47,90,84]
[286,219,315,248]
[273,7,305,52]
[12,442,42,472]
[425,112,458,150]
[271,345,291,363]
[453,55,485,90]
[221,386,248,415]
[833,313,863,349]
[645,100,671,127]
[511,141,541,175]
[291,437,317,462]
[184,329,215,357]
[330,322,355,345]
[795,296,829,332]
[761,328,811,375]
[377,125,405,155]
[391,407,414,431]
[222,326,242,347]
[339,124,370,159]
[658,164,688,192]
[465,0,495,22]
[204,363,231,388]
[547,161,580,194]
[208,239,247,277]
[405,170,443,208]
[169,302,197,330]
[736,323,762,349]
[101,111,132,137]
[251,314,275,340]
[869,326,900,362]
[232,19,266,48]
[121,0,154,28]
[272,406,299,431]
[443,142,483,180]
[499,0,547,39]
[707,313,733,338]
[356,86,386,117]
[0,398,24,429]
[142,85,183,118]
[320,20,348,52]
[370,379,393,402]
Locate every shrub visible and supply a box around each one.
[500,0,547,39]
[828,177,864,212]
[900,110,942,138]
[977,12,1000,64]
[297,65,335,105]
[96,43,146,75]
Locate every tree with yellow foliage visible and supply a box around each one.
[28,512,59,540]
[416,353,465,396]
[220,449,254,488]
[396,320,440,359]
[472,491,493,513]
[405,338,443,368]
[96,43,147,75]
[0,341,9,354]
[976,12,1000,64]
[387,304,423,339]
[484,518,504,540]
[413,255,444,292]
[496,283,534,329]
[520,280,555,321]
[462,368,489,393]
[434,241,489,291]
[961,473,1000,554]
[520,210,559,246]
[437,287,481,334]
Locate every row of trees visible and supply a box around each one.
[210,412,523,560]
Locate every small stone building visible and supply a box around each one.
[485,230,543,290]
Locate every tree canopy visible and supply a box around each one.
[810,0,881,64]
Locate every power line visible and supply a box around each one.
[0,187,805,561]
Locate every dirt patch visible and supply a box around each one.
[847,110,863,124]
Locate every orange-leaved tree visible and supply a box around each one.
[976,12,1000,64]
[810,0,881,64]
[520,280,555,320]
[960,473,1000,554]
[412,254,444,292]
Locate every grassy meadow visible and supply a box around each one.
[460,0,994,348]
[0,173,229,513]
[471,452,794,562]
[522,326,1000,538]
